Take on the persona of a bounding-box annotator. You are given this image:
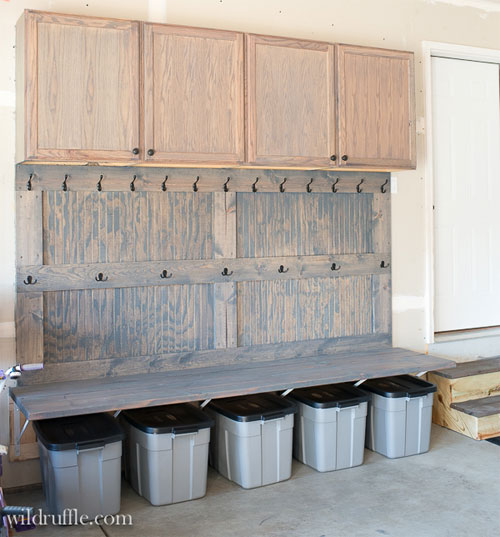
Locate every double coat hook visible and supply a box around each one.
[279,178,287,193]
[97,175,103,192]
[223,177,231,192]
[306,178,313,193]
[95,272,108,282]
[380,261,390,269]
[23,275,37,285]
[278,265,289,274]
[62,175,69,192]
[193,176,200,192]
[160,269,172,279]
[252,177,259,192]
[221,267,233,277]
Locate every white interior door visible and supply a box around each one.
[432,56,500,332]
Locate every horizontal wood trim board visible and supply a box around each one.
[12,346,455,420]
[17,164,390,193]
[21,334,391,384]
[17,254,392,292]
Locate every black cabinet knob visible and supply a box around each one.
[147,149,155,156]
[341,155,348,161]
[132,148,139,155]
[330,155,337,161]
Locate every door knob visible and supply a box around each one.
[341,155,348,161]
[147,149,155,156]
[330,154,337,162]
[132,148,139,155]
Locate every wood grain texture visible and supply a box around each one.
[17,254,390,292]
[246,35,335,166]
[16,192,42,265]
[21,11,140,162]
[428,369,500,404]
[237,276,373,346]
[431,356,500,379]
[41,192,214,264]
[15,293,44,365]
[9,401,38,462]
[16,164,390,193]
[21,334,391,384]
[43,285,215,363]
[11,346,455,420]
[451,395,500,418]
[237,193,373,257]
[337,44,416,169]
[143,24,244,164]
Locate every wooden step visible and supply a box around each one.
[432,356,500,379]
[447,395,500,440]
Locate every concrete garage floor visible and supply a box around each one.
[7,425,500,537]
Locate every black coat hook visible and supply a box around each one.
[279,178,287,193]
[130,175,137,192]
[95,272,108,282]
[223,177,230,192]
[221,267,233,277]
[23,275,37,285]
[27,174,33,191]
[252,177,259,192]
[306,178,313,193]
[97,175,103,192]
[381,179,389,193]
[380,261,390,269]
[161,175,168,192]
[193,176,200,192]
[278,265,289,274]
[356,178,365,193]
[332,178,339,193]
[62,175,69,192]
[331,263,341,271]
[160,269,172,279]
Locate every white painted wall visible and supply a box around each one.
[1,0,500,486]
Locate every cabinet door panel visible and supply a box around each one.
[337,45,416,168]
[246,35,336,166]
[143,24,244,164]
[25,12,140,161]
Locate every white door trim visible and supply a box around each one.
[422,41,500,344]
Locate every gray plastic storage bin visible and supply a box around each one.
[362,375,437,458]
[122,404,213,506]
[33,413,124,518]
[206,394,296,489]
[290,383,369,472]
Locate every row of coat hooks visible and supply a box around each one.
[25,174,390,194]
[22,261,390,286]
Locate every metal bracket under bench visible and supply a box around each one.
[10,345,455,421]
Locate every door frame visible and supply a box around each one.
[422,41,500,344]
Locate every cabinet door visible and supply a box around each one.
[246,35,336,167]
[336,45,416,169]
[143,24,244,164]
[21,11,140,161]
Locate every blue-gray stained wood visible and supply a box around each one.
[237,276,373,346]
[432,356,500,379]
[237,193,373,257]
[43,192,215,264]
[43,284,215,363]
[10,345,455,420]
[451,395,500,418]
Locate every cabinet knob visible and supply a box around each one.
[147,149,155,156]
[132,148,139,155]
[341,155,348,161]
[330,155,337,162]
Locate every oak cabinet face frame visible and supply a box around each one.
[143,24,245,165]
[245,34,337,167]
[18,11,141,163]
[17,10,417,170]
[335,44,416,169]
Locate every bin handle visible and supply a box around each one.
[172,426,200,436]
[261,411,287,422]
[75,440,105,452]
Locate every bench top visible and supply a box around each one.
[11,345,455,421]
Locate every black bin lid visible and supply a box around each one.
[33,413,124,452]
[361,375,437,399]
[123,404,214,435]
[291,383,369,409]
[207,393,296,423]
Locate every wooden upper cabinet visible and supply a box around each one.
[17,11,141,162]
[246,35,336,167]
[336,45,416,169]
[143,24,245,164]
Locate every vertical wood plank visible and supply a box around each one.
[16,293,43,365]
[213,192,237,348]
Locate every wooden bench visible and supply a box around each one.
[11,345,455,421]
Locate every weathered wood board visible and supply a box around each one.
[15,166,395,383]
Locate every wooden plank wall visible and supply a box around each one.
[15,165,391,384]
